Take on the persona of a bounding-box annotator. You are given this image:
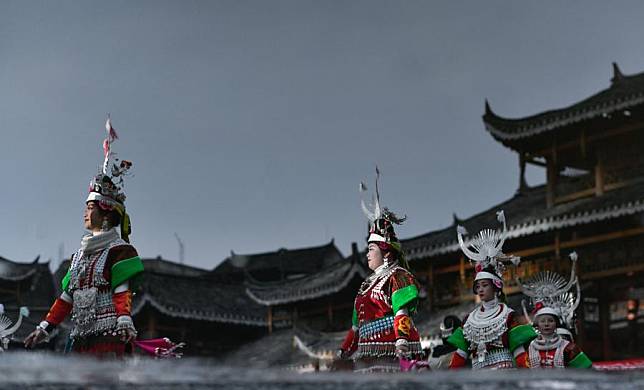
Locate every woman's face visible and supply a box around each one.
[474,279,496,302]
[83,202,103,232]
[366,243,385,271]
[536,314,557,336]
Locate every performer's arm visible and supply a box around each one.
[513,345,529,368]
[112,281,137,342]
[390,270,420,356]
[338,326,359,358]
[449,349,468,369]
[106,245,144,343]
[41,292,73,332]
[507,312,537,368]
[565,342,593,368]
[338,308,359,358]
[25,292,73,348]
[446,324,469,369]
[394,308,412,355]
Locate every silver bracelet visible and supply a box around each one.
[36,322,50,341]
[116,316,137,335]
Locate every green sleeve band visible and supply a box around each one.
[111,256,144,289]
[391,284,419,314]
[446,327,469,352]
[509,324,538,352]
[352,308,358,327]
[569,352,593,368]
[61,269,71,293]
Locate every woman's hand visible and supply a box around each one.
[120,327,137,344]
[24,328,47,349]
[116,315,137,343]
[395,338,410,358]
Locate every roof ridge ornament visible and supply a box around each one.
[484,99,496,117]
[611,62,624,84]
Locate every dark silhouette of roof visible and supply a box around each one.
[0,256,57,339]
[483,63,644,142]
[245,257,368,305]
[403,178,644,261]
[0,255,41,281]
[213,240,344,283]
[133,271,268,327]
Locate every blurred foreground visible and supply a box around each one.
[0,352,643,390]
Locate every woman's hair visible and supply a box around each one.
[375,242,398,261]
[371,241,412,269]
[91,201,121,228]
[443,315,462,330]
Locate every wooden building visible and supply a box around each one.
[132,257,268,356]
[214,240,368,333]
[404,63,644,361]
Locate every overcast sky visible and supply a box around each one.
[2,0,644,270]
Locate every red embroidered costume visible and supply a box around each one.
[28,117,144,357]
[447,211,536,370]
[338,170,422,372]
[518,252,592,369]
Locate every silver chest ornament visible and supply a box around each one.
[68,239,127,338]
[71,287,99,337]
[463,304,511,363]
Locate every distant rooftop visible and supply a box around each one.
[484,63,644,143]
[214,240,344,283]
[403,177,644,260]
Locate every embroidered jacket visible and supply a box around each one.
[44,240,144,339]
[340,264,421,359]
[527,337,593,369]
[447,303,536,369]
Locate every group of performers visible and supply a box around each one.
[3,117,593,369]
[337,172,593,372]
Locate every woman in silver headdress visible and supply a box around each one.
[447,211,537,369]
[25,118,144,357]
[518,253,592,369]
[336,170,423,372]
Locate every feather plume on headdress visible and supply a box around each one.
[360,166,409,271]
[360,166,406,230]
[87,115,134,241]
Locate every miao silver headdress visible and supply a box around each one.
[516,252,581,329]
[360,167,406,245]
[456,210,519,288]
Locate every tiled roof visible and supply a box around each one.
[483,64,644,141]
[0,256,57,339]
[403,179,644,260]
[133,263,268,327]
[214,240,344,282]
[141,257,210,277]
[0,256,41,281]
[245,258,368,305]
